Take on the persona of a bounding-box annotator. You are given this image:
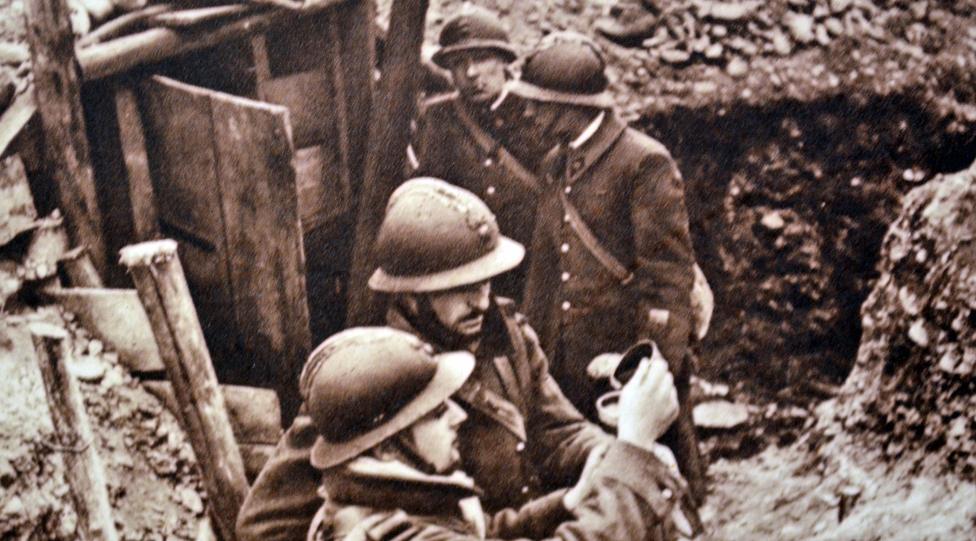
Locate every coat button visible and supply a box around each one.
[564,185,572,194]
[483,157,494,166]
[560,243,569,253]
[571,157,585,172]
[486,185,496,196]
[560,272,570,282]
[515,442,525,452]
[563,213,571,223]
[662,488,673,500]
[521,486,530,494]
[561,301,571,311]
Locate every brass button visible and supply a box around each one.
[563,214,571,223]
[662,488,673,500]
[561,301,571,311]
[561,272,570,282]
[483,157,494,166]
[515,442,525,452]
[486,185,496,196]
[564,185,572,194]
[560,243,569,253]
[521,486,530,494]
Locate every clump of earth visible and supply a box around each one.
[0,307,206,541]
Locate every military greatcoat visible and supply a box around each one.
[412,93,541,301]
[522,114,696,418]
[237,298,694,541]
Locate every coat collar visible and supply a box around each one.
[323,456,482,516]
[564,113,627,185]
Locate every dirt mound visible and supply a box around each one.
[0,307,205,540]
[838,161,976,480]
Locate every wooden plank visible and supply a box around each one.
[295,145,349,232]
[250,34,272,91]
[25,0,107,277]
[0,92,36,159]
[139,76,237,365]
[30,323,119,541]
[333,0,374,188]
[257,71,332,148]
[114,87,159,241]
[346,0,428,325]
[142,382,283,444]
[60,246,103,288]
[0,155,38,246]
[120,240,247,541]
[210,92,311,424]
[47,287,163,372]
[150,5,254,28]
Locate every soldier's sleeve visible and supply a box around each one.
[516,317,615,487]
[486,489,572,539]
[411,98,452,180]
[236,414,322,541]
[630,149,696,369]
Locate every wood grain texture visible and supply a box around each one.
[31,324,119,541]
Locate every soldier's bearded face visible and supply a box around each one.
[448,51,509,105]
[426,281,492,337]
[408,399,468,473]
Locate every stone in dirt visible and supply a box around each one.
[693,400,750,430]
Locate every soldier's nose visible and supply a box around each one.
[470,281,490,311]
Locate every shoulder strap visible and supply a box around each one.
[452,100,543,195]
[558,190,634,286]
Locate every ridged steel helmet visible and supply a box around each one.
[300,327,475,469]
[368,177,525,293]
[494,32,613,110]
[431,6,517,68]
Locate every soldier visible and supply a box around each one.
[492,36,705,500]
[236,178,700,541]
[303,326,694,540]
[410,7,541,300]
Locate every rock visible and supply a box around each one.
[785,12,816,44]
[178,487,204,515]
[711,24,727,38]
[726,56,749,78]
[907,319,929,346]
[701,0,761,21]
[728,36,759,56]
[909,1,928,21]
[816,24,831,46]
[0,42,29,65]
[660,48,691,64]
[771,29,793,55]
[830,0,854,13]
[694,81,718,94]
[68,355,107,382]
[88,338,104,356]
[693,400,750,430]
[761,210,786,230]
[825,17,845,36]
[1,495,25,518]
[704,42,724,59]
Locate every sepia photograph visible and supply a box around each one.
[0,0,974,539]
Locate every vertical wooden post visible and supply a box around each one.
[115,87,159,241]
[61,246,104,288]
[345,0,429,325]
[25,0,108,277]
[120,239,247,541]
[30,322,119,541]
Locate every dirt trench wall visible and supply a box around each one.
[640,92,976,391]
[839,162,976,480]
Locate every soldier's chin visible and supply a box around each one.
[456,315,484,336]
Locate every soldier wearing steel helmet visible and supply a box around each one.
[491,34,706,501]
[237,178,701,541]
[409,6,541,301]
[302,327,695,540]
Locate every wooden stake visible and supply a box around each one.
[30,323,119,541]
[114,87,159,241]
[61,246,104,288]
[119,239,247,541]
[25,0,108,278]
[345,0,429,325]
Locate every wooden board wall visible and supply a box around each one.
[138,75,310,422]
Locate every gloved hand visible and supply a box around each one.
[616,358,679,450]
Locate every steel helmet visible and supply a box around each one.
[368,177,525,293]
[493,32,613,110]
[300,327,475,469]
[431,6,517,69]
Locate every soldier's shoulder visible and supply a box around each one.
[418,91,461,117]
[621,125,672,160]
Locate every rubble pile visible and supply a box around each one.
[601,0,969,76]
[839,161,976,480]
[0,307,206,540]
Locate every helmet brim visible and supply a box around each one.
[310,350,475,470]
[492,79,614,111]
[368,236,524,293]
[432,40,517,68]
